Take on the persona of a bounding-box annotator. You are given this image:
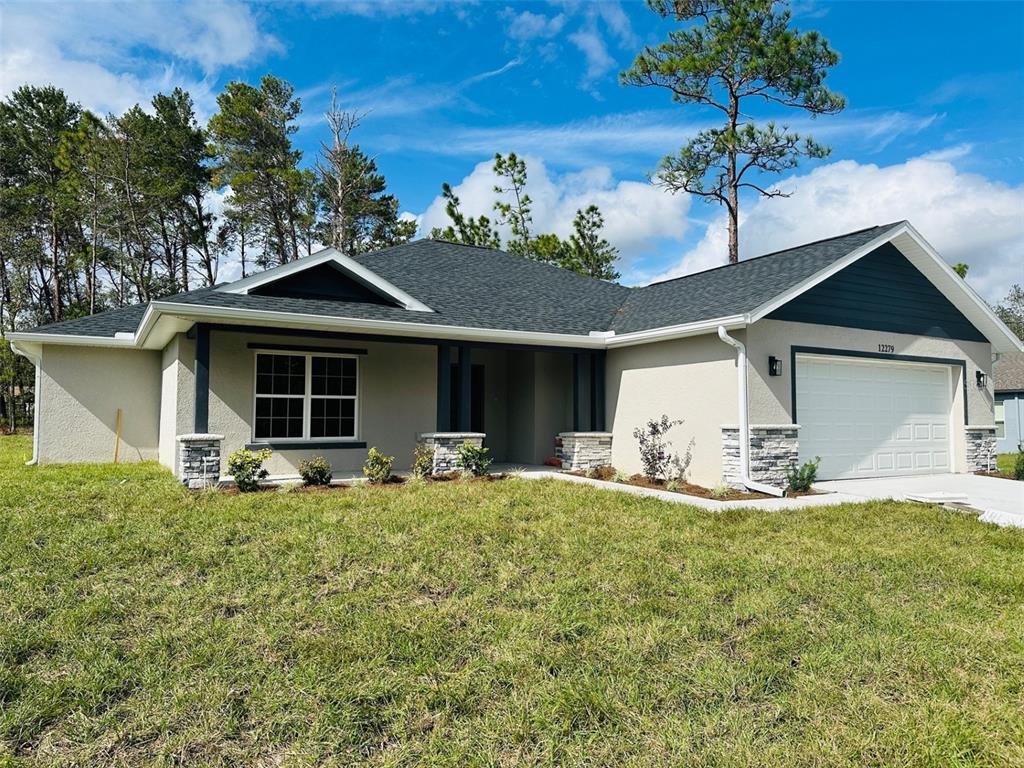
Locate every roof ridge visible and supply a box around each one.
[644,221,906,289]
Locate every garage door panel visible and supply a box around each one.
[797,355,953,480]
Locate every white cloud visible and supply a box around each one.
[656,156,1024,302]
[412,155,690,271]
[0,1,277,117]
[505,9,566,40]
[569,28,616,82]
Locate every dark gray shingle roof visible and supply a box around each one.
[995,351,1024,393]
[17,224,906,340]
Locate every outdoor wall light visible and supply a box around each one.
[976,370,988,388]
[769,356,783,377]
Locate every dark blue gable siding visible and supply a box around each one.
[766,243,986,342]
[250,262,396,305]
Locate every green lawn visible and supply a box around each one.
[997,452,1020,477]
[1,436,1022,767]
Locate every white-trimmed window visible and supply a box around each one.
[995,400,1005,439]
[253,352,358,441]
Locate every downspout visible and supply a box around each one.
[717,326,784,497]
[9,341,40,466]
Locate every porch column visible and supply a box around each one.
[194,323,210,433]
[592,350,606,431]
[572,352,583,432]
[458,344,472,431]
[436,342,451,431]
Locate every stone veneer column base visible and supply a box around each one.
[417,432,486,474]
[722,425,799,489]
[177,433,224,489]
[965,426,997,473]
[556,432,613,471]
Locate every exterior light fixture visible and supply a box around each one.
[768,356,783,377]
[976,370,988,388]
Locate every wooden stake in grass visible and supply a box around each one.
[113,407,122,463]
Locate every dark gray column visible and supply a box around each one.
[458,344,472,431]
[194,323,210,433]
[572,352,582,432]
[594,350,606,431]
[436,342,451,431]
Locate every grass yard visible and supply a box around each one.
[997,452,1020,477]
[1,437,1023,767]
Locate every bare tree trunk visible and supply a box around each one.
[727,91,740,264]
[90,202,98,314]
[50,203,61,321]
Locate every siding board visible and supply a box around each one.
[767,243,986,342]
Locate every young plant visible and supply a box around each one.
[1014,449,1024,481]
[710,483,731,499]
[363,447,394,484]
[227,448,271,493]
[411,444,434,479]
[456,441,492,477]
[785,456,821,493]
[298,456,332,486]
[633,415,693,483]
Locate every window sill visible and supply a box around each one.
[245,441,367,451]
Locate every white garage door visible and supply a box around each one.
[796,355,953,480]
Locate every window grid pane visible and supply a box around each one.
[254,354,357,441]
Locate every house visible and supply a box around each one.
[6,221,1022,491]
[995,351,1024,454]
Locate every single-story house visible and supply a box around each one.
[6,221,1022,492]
[995,351,1024,454]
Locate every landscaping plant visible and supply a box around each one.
[456,441,492,477]
[226,447,271,492]
[411,444,434,479]
[362,447,394,484]
[785,456,821,493]
[298,456,332,486]
[633,415,693,482]
[1015,449,1024,481]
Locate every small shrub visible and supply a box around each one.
[1015,450,1024,481]
[363,447,394,484]
[411,444,434,479]
[612,470,629,483]
[456,441,492,477]
[710,483,731,499]
[298,456,332,486]
[633,415,694,482]
[227,448,271,493]
[785,456,820,492]
[665,479,680,492]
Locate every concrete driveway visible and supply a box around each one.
[815,474,1024,527]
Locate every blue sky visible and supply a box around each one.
[1,0,1022,299]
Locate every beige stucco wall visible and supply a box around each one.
[38,345,162,464]
[745,319,994,473]
[183,330,437,477]
[607,333,739,487]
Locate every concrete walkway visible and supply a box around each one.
[816,473,1024,527]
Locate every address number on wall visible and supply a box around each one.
[878,344,895,353]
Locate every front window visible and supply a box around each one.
[995,400,1005,439]
[254,352,358,441]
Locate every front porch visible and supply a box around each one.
[170,323,613,485]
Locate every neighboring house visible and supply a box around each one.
[995,351,1024,454]
[6,221,1022,490]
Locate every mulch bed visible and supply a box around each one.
[209,472,509,494]
[975,471,1020,481]
[625,474,772,501]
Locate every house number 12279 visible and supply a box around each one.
[878,344,894,353]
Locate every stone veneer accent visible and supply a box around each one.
[177,433,224,490]
[722,425,799,489]
[556,432,613,471]
[417,432,486,474]
[965,426,997,473]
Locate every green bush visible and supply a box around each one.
[298,456,332,486]
[456,441,492,477]
[363,447,394,484]
[411,444,434,479]
[785,456,820,492]
[227,448,271,493]
[710,483,731,499]
[1015,450,1024,481]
